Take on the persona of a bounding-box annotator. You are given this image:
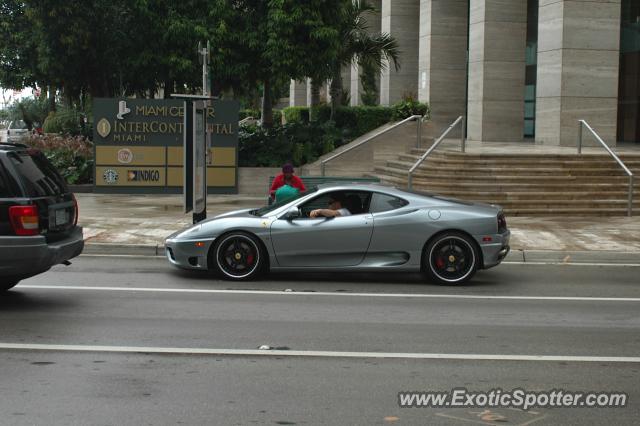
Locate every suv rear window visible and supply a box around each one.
[8,151,68,197]
[0,165,9,197]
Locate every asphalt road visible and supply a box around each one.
[1,255,639,425]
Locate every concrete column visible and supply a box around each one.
[306,78,313,106]
[289,79,308,107]
[418,0,469,134]
[380,0,420,106]
[350,62,362,106]
[467,0,527,142]
[350,0,382,106]
[536,0,621,146]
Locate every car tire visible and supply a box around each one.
[0,278,20,291]
[210,232,265,281]
[424,232,479,285]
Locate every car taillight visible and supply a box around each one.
[9,205,40,236]
[72,194,79,226]
[497,212,507,233]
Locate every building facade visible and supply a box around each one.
[290,0,640,147]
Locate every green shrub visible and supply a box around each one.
[310,104,331,123]
[23,134,94,184]
[239,108,260,120]
[239,105,397,167]
[282,106,309,124]
[353,106,394,134]
[43,111,62,133]
[239,121,348,167]
[42,108,92,138]
[272,109,282,126]
[309,105,393,136]
[332,106,358,131]
[391,96,430,121]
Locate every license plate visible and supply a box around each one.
[55,209,69,226]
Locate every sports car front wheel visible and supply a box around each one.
[424,232,479,285]
[211,232,264,280]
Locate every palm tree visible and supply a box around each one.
[328,0,401,118]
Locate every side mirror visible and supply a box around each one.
[285,206,301,220]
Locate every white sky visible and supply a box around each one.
[1,87,36,109]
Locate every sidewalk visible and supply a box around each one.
[78,193,640,263]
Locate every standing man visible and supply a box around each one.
[270,163,306,201]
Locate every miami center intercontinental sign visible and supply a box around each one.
[93,98,239,194]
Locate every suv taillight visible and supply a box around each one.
[72,194,79,226]
[497,212,507,233]
[9,205,40,236]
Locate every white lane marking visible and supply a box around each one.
[1,343,639,363]
[502,261,640,267]
[17,285,640,302]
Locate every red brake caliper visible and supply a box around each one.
[435,257,445,269]
[247,254,255,265]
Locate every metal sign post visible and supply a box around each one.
[192,101,207,223]
[174,94,216,223]
[183,99,193,215]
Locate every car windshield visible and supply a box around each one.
[252,186,319,217]
[10,120,27,129]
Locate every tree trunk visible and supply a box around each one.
[261,78,273,128]
[163,80,174,99]
[330,67,343,120]
[47,85,56,113]
[310,79,321,107]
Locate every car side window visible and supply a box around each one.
[369,193,408,213]
[298,191,372,217]
[298,194,331,217]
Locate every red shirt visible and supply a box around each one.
[270,174,306,196]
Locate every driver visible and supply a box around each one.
[310,193,351,218]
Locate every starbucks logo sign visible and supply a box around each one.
[103,169,119,184]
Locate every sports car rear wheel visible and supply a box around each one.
[425,232,478,285]
[212,232,264,280]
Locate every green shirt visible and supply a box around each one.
[275,184,300,203]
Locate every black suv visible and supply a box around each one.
[0,143,83,290]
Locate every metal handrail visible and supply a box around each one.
[408,116,465,190]
[577,120,634,216]
[321,114,424,176]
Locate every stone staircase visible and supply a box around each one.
[369,149,640,216]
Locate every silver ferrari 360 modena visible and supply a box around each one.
[165,183,510,285]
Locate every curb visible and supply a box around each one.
[506,250,640,265]
[81,243,640,265]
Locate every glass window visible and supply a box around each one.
[618,0,640,143]
[253,187,318,217]
[0,167,8,197]
[298,191,371,217]
[8,151,68,197]
[369,193,408,213]
[9,120,27,129]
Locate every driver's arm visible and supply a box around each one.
[310,208,341,218]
